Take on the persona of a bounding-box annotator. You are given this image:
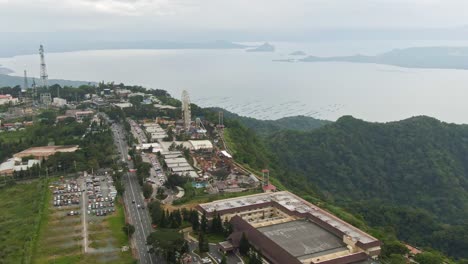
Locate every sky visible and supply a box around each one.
[2,0,468,35]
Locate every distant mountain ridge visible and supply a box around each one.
[0,40,248,57]
[0,73,93,88]
[208,107,331,135]
[246,42,275,52]
[301,46,468,70]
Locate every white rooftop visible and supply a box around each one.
[189,140,213,150]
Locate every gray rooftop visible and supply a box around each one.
[257,220,347,260]
[199,191,378,245]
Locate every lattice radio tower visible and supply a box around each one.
[181,90,191,131]
[39,45,48,88]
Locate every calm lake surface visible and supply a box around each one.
[2,40,468,123]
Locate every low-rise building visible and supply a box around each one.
[52,97,67,107]
[154,104,177,110]
[0,94,18,105]
[14,145,79,160]
[0,157,41,176]
[114,102,133,109]
[75,110,94,122]
[189,140,213,151]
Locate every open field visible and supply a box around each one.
[0,180,48,264]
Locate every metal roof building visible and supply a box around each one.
[198,191,381,264]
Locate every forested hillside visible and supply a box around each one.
[266,115,468,259]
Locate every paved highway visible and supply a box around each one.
[111,122,162,264]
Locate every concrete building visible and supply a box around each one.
[114,89,131,97]
[114,102,133,109]
[0,94,18,105]
[75,111,94,122]
[136,143,163,152]
[52,97,67,107]
[197,191,381,264]
[14,145,79,160]
[64,110,95,122]
[0,157,41,176]
[128,92,146,98]
[154,104,177,110]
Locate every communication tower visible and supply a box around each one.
[39,45,48,88]
[262,169,270,186]
[218,111,224,128]
[32,78,37,104]
[181,90,191,131]
[23,70,28,92]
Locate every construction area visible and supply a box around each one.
[197,191,382,264]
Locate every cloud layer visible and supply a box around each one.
[2,0,468,33]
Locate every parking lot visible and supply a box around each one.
[34,172,131,263]
[82,171,123,256]
[84,172,117,218]
[34,178,85,261]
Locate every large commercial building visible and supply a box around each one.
[197,191,381,264]
[14,145,79,160]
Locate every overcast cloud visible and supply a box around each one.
[2,0,468,34]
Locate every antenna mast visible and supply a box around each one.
[23,70,28,92]
[181,90,191,131]
[39,45,48,88]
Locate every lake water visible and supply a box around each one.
[2,40,468,123]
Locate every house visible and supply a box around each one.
[0,94,18,105]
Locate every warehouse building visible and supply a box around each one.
[14,145,79,160]
[197,191,381,264]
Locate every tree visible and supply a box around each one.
[190,210,199,231]
[148,200,163,224]
[143,183,153,199]
[239,232,250,256]
[248,250,262,264]
[386,254,407,264]
[220,254,227,264]
[414,252,444,264]
[147,229,188,264]
[211,212,223,234]
[381,241,409,258]
[159,210,168,228]
[122,223,135,237]
[198,232,209,253]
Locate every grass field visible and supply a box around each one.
[0,180,48,264]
